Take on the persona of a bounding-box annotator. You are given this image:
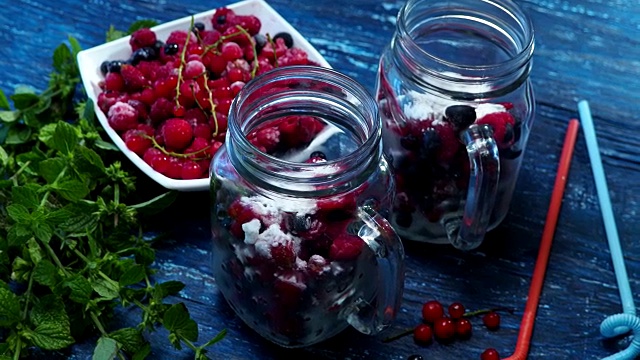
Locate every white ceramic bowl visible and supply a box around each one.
[77,0,331,191]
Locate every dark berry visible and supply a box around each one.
[433,317,455,341]
[254,34,267,53]
[193,22,205,33]
[309,151,326,160]
[100,60,109,75]
[481,348,501,360]
[455,318,472,339]
[273,32,293,48]
[445,104,476,130]
[413,324,433,345]
[164,43,180,55]
[482,311,501,330]
[420,128,440,157]
[395,211,413,228]
[130,47,157,65]
[448,302,465,319]
[107,60,124,73]
[407,355,424,360]
[216,14,227,25]
[153,40,164,52]
[400,134,420,150]
[421,300,444,324]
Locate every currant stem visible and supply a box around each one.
[463,306,515,318]
[382,327,415,343]
[143,134,211,160]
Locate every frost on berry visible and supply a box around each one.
[129,28,157,51]
[329,234,364,261]
[107,101,139,132]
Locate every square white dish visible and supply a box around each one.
[77,0,331,191]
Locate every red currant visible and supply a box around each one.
[421,300,444,324]
[433,317,455,341]
[448,302,466,319]
[480,348,500,360]
[482,311,501,331]
[413,324,433,345]
[454,318,472,339]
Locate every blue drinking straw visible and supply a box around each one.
[578,100,640,360]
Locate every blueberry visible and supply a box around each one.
[193,22,205,34]
[216,15,227,25]
[309,151,327,160]
[400,134,420,151]
[444,104,476,130]
[153,40,164,53]
[420,128,441,156]
[106,60,124,73]
[164,43,179,55]
[273,32,293,48]
[503,122,515,144]
[130,47,157,65]
[253,34,267,53]
[100,60,110,75]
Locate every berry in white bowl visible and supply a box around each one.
[77,0,331,191]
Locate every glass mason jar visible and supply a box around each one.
[375,0,535,250]
[209,66,405,347]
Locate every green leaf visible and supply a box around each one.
[72,145,105,176]
[52,121,79,155]
[0,110,19,123]
[6,203,31,223]
[11,185,40,210]
[38,123,58,148]
[95,139,120,151]
[33,260,61,288]
[0,145,8,167]
[119,264,146,287]
[128,20,159,34]
[53,180,90,202]
[202,329,227,348]
[33,221,53,243]
[4,125,31,145]
[0,88,10,110]
[52,43,72,73]
[106,26,127,42]
[0,286,21,327]
[39,157,67,184]
[91,278,120,300]
[11,86,39,110]
[130,191,178,216]
[154,281,185,299]
[163,303,198,342]
[132,344,151,360]
[109,327,147,354]
[133,245,155,266]
[27,294,75,350]
[92,336,119,360]
[65,275,93,304]
[68,36,82,57]
[27,237,44,264]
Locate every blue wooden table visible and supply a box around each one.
[2,0,640,359]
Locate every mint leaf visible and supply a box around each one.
[106,25,127,42]
[0,88,9,110]
[68,36,82,57]
[119,264,145,287]
[33,260,61,288]
[0,110,19,123]
[52,43,72,73]
[38,123,58,148]
[52,121,79,155]
[65,275,93,304]
[27,294,75,350]
[72,145,105,176]
[38,157,66,184]
[0,145,8,167]
[109,327,147,354]
[92,336,119,360]
[6,203,31,223]
[0,286,21,327]
[52,180,90,202]
[130,191,178,216]
[163,303,198,342]
[154,281,185,299]
[128,20,159,34]
[11,86,39,110]
[92,278,120,300]
[5,125,31,145]
[95,139,120,151]
[11,185,40,210]
[27,237,45,264]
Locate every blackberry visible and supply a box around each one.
[100,60,110,75]
[130,47,157,65]
[273,32,294,48]
[309,151,326,160]
[164,43,179,55]
[254,34,267,53]
[444,104,476,130]
[106,60,124,73]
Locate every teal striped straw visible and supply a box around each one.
[578,100,640,360]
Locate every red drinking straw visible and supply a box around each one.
[503,118,580,360]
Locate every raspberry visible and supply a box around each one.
[273,272,305,307]
[230,15,261,35]
[432,122,460,162]
[329,234,364,261]
[120,64,148,91]
[254,127,280,153]
[270,242,297,268]
[129,28,157,51]
[107,101,139,131]
[103,72,125,91]
[306,254,328,275]
[162,118,194,150]
[200,30,221,46]
[165,30,196,51]
[211,7,235,32]
[278,47,309,67]
[475,111,516,148]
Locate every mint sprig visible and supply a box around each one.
[0,31,225,360]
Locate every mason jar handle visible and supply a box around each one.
[344,206,405,335]
[443,124,500,250]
